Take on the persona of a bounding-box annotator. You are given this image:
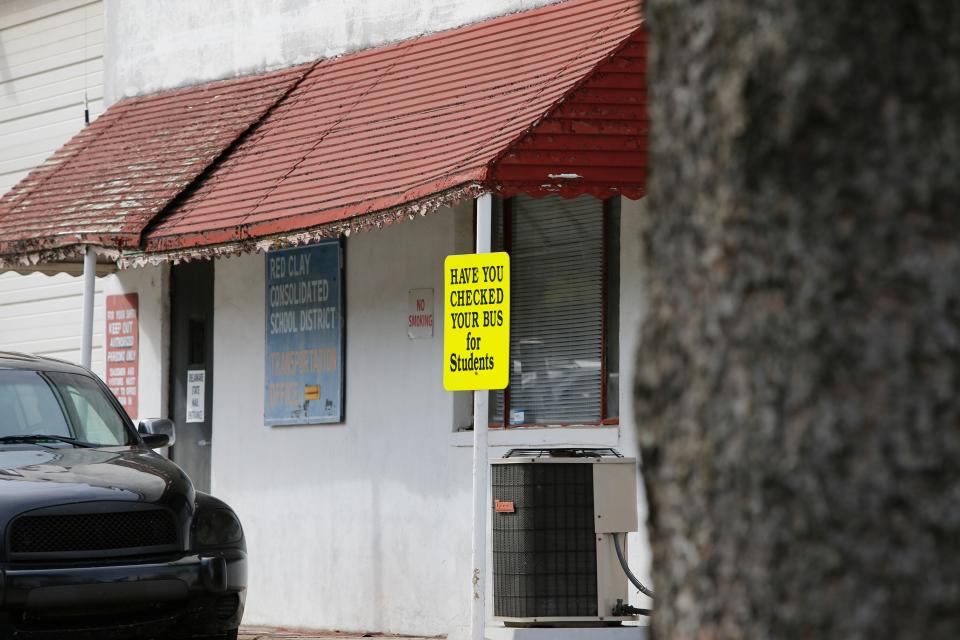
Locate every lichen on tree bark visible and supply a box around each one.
[635,2,960,638]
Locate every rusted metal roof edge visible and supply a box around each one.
[118,182,486,268]
[0,244,123,270]
[495,183,645,200]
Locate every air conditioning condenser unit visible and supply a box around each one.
[491,448,641,626]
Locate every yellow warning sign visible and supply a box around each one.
[443,252,510,391]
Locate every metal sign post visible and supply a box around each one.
[471,380,489,640]
[80,246,96,369]
[472,193,491,640]
[444,194,509,640]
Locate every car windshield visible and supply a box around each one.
[0,369,133,447]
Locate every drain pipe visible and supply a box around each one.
[470,193,492,640]
[80,245,96,369]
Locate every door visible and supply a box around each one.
[169,261,214,492]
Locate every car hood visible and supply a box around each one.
[0,446,194,524]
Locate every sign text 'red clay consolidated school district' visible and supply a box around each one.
[443,252,510,391]
[264,241,344,425]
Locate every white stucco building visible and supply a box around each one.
[0,1,651,638]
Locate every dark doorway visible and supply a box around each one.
[169,261,214,493]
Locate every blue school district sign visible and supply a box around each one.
[264,241,344,425]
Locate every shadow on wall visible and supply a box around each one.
[370,476,383,631]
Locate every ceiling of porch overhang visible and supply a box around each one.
[0,0,645,266]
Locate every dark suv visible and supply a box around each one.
[0,353,246,639]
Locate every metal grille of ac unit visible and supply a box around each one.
[492,462,598,618]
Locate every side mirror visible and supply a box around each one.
[138,418,176,449]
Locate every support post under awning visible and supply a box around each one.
[80,246,96,369]
[470,193,492,640]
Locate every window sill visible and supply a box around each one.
[449,425,620,449]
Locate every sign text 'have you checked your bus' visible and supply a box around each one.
[443,252,510,391]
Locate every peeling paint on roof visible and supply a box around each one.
[0,64,312,259]
[119,183,485,268]
[0,0,645,266]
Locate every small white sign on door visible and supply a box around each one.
[186,369,206,423]
[407,288,434,339]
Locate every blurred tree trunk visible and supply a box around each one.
[635,1,960,638]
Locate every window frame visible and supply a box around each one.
[488,195,620,429]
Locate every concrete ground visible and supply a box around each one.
[240,627,647,640]
[239,628,436,639]
[240,625,646,639]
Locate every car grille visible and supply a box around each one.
[9,509,178,556]
[215,593,241,620]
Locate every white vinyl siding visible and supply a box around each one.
[0,0,104,193]
[0,272,105,377]
[0,1,106,376]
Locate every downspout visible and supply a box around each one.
[470,192,492,640]
[80,245,96,369]
[79,77,95,370]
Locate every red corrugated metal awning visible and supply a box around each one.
[0,0,645,265]
[0,66,310,263]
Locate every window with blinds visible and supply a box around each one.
[492,194,619,426]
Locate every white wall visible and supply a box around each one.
[104,0,560,101]
[0,0,103,192]
[211,198,651,637]
[213,204,475,637]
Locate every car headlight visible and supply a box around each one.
[195,508,243,548]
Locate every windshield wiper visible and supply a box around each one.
[0,434,96,448]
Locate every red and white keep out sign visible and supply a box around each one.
[105,294,139,418]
